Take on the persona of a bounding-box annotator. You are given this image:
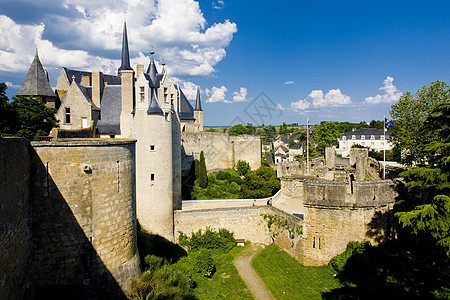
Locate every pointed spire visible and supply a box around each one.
[146,53,159,88]
[147,88,163,115]
[194,86,202,111]
[17,49,56,98]
[118,18,133,75]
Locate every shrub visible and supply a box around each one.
[329,241,371,272]
[179,227,236,253]
[194,251,216,277]
[235,160,251,176]
[144,254,166,271]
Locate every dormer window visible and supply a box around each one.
[361,135,365,140]
[370,135,375,140]
[139,87,145,101]
[380,136,384,140]
[342,136,346,140]
[352,135,356,139]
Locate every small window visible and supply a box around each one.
[150,145,155,151]
[370,135,375,140]
[351,135,356,139]
[64,107,71,124]
[140,93,145,101]
[140,87,144,93]
[150,174,155,181]
[165,112,170,122]
[361,135,365,140]
[342,136,346,140]
[380,136,384,140]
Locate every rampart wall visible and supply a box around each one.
[181,132,261,175]
[174,206,303,246]
[0,138,33,299]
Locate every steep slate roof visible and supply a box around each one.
[17,50,56,98]
[289,144,302,150]
[341,128,390,140]
[279,133,299,144]
[146,56,162,88]
[64,68,121,86]
[117,21,133,75]
[177,86,195,120]
[96,85,121,134]
[147,89,163,115]
[194,86,202,111]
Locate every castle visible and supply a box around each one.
[1,21,397,299]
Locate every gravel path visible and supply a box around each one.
[234,244,276,300]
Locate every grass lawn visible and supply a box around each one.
[252,244,342,299]
[192,246,253,300]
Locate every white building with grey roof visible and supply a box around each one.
[337,128,392,157]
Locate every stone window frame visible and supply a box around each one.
[64,107,71,124]
[149,145,155,152]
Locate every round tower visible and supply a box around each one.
[134,55,174,241]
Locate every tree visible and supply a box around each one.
[0,83,59,140]
[395,102,450,257]
[390,80,450,165]
[0,83,15,136]
[240,166,280,198]
[235,160,250,176]
[245,123,255,134]
[262,125,277,142]
[198,151,208,188]
[228,124,247,136]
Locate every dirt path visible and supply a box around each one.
[234,244,276,300]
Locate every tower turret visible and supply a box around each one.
[193,86,203,132]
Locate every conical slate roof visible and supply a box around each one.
[194,86,202,111]
[17,50,56,98]
[146,55,160,88]
[118,21,133,75]
[147,89,163,115]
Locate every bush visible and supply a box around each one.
[235,160,250,176]
[178,227,236,253]
[194,251,216,277]
[329,241,371,272]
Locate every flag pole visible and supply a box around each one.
[307,118,309,175]
[383,116,386,180]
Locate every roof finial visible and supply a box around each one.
[195,86,202,111]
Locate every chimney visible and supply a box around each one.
[81,75,91,87]
[91,71,104,108]
[136,64,144,77]
[121,69,135,114]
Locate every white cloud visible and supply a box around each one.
[180,81,198,100]
[5,81,21,89]
[276,103,286,111]
[0,0,237,77]
[213,0,225,9]
[289,88,351,112]
[365,76,402,104]
[290,99,311,111]
[310,89,351,107]
[284,80,294,85]
[205,86,230,103]
[232,87,247,102]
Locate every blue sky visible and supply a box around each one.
[1,0,450,126]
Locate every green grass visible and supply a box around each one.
[252,244,341,299]
[192,247,253,300]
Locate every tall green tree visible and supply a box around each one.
[198,151,208,188]
[245,123,255,134]
[395,102,450,257]
[390,80,450,165]
[0,82,15,136]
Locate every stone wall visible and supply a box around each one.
[0,138,33,299]
[30,139,140,298]
[181,132,261,175]
[174,206,303,246]
[294,203,394,266]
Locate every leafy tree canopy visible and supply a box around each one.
[0,83,59,140]
[390,80,450,166]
